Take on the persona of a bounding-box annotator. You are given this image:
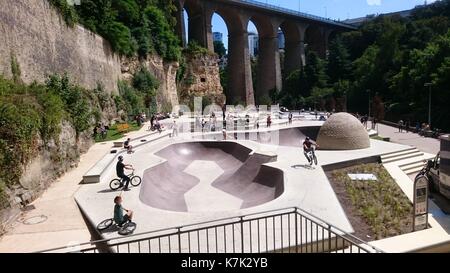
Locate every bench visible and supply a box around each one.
[113,142,124,148]
[117,123,130,134]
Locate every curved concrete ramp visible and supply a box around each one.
[277,126,320,146]
[140,142,284,212]
[194,126,320,147]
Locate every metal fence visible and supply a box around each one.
[229,0,357,29]
[40,207,383,253]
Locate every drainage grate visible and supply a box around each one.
[22,215,48,225]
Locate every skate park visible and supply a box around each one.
[34,111,446,254]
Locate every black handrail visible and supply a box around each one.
[38,206,383,253]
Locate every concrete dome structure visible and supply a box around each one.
[316,113,370,150]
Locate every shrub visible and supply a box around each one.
[10,54,21,83]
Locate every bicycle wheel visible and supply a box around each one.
[109,179,122,191]
[97,219,113,231]
[118,222,137,236]
[313,154,318,165]
[131,176,142,187]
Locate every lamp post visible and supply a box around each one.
[344,91,348,112]
[367,89,371,119]
[424,83,432,127]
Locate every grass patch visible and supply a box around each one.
[331,163,413,240]
[371,135,384,141]
[371,135,390,142]
[94,121,142,143]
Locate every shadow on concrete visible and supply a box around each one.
[291,164,315,170]
[97,189,120,194]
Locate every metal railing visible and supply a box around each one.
[40,207,383,253]
[226,0,357,29]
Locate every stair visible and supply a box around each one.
[381,147,436,175]
[398,155,436,175]
[381,148,423,164]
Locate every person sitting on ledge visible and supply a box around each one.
[114,196,133,227]
[124,138,133,154]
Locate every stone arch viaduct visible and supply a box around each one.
[175,0,356,105]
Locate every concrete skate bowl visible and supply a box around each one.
[193,126,320,147]
[139,142,284,212]
[276,126,320,146]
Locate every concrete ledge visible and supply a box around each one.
[82,153,118,184]
[322,156,380,172]
[113,142,124,148]
[82,132,170,184]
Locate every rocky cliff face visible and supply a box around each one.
[1,121,94,229]
[121,55,180,112]
[179,53,226,107]
[0,0,122,93]
[0,0,227,227]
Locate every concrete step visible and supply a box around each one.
[401,161,426,171]
[405,166,424,175]
[393,154,436,168]
[380,148,419,160]
[399,159,427,169]
[382,151,424,164]
[380,147,417,157]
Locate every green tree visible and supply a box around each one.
[214,41,227,58]
[327,36,352,82]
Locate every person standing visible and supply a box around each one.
[201,118,206,133]
[171,120,178,138]
[150,115,155,130]
[288,112,293,124]
[398,119,404,133]
[267,115,272,128]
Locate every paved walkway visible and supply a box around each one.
[371,122,440,155]
[0,122,157,253]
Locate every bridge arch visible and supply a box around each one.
[246,14,281,104]
[279,21,305,77]
[206,7,255,105]
[183,0,207,47]
[305,25,326,58]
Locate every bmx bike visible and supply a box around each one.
[109,171,142,191]
[97,218,137,236]
[305,147,318,166]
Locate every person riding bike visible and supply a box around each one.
[303,137,319,166]
[116,156,134,191]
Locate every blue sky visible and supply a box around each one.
[184,0,437,50]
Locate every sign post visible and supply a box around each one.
[413,175,429,231]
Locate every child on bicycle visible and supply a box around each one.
[303,137,319,166]
[114,196,134,227]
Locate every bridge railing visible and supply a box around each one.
[233,0,357,29]
[39,207,383,253]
